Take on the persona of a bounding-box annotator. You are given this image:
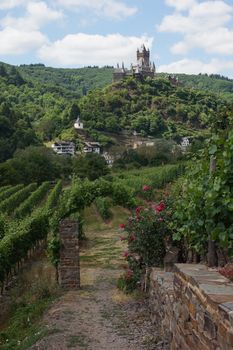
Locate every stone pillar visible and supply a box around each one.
[58,219,80,289]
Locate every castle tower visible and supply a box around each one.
[113,44,156,82]
[137,45,150,67]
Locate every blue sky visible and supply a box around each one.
[0,0,233,77]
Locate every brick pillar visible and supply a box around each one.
[58,219,80,289]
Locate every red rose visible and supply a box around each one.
[119,223,126,229]
[123,251,129,259]
[135,206,143,215]
[155,201,166,213]
[120,236,127,241]
[130,234,136,242]
[125,269,133,280]
[142,185,152,191]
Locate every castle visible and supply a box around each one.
[113,45,156,82]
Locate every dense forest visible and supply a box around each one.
[0,61,233,165]
[79,76,231,140]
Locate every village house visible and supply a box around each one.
[83,142,101,154]
[103,152,114,167]
[74,117,84,130]
[180,137,190,151]
[52,141,75,156]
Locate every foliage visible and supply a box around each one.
[0,184,24,201]
[19,64,113,99]
[165,73,233,96]
[0,146,72,185]
[0,63,232,165]
[171,128,233,258]
[0,208,49,284]
[79,77,230,139]
[0,185,11,194]
[14,182,50,219]
[114,163,185,195]
[119,203,168,292]
[94,197,112,220]
[73,153,109,181]
[0,214,5,240]
[0,183,37,214]
[0,275,58,349]
[113,139,183,170]
[111,182,136,208]
[45,180,62,212]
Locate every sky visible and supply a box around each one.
[0,0,233,77]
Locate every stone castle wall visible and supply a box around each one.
[149,264,233,350]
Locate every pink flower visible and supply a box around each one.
[130,234,136,242]
[155,201,166,213]
[123,251,129,259]
[125,269,133,280]
[159,217,164,222]
[120,236,127,241]
[135,206,143,215]
[119,223,126,229]
[142,185,152,191]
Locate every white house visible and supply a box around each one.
[74,117,84,130]
[103,152,114,167]
[181,137,190,151]
[83,142,101,154]
[52,141,75,156]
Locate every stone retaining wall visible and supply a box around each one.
[149,264,233,350]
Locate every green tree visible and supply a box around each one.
[73,153,109,180]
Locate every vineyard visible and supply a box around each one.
[0,163,183,293]
[0,180,62,292]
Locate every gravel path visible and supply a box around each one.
[31,212,168,350]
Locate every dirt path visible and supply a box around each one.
[31,206,167,350]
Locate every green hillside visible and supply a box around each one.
[0,61,233,163]
[172,73,233,96]
[79,76,230,140]
[18,64,114,99]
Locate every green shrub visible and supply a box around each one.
[0,184,24,202]
[14,182,50,219]
[0,183,37,214]
[95,197,112,220]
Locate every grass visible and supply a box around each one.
[0,260,59,350]
[66,334,91,349]
[83,204,130,233]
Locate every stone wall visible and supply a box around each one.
[149,264,233,350]
[58,219,80,289]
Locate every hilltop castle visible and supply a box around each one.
[113,45,156,82]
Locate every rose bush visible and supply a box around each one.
[118,200,171,292]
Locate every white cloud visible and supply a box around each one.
[56,0,138,20]
[38,33,153,67]
[0,0,25,10]
[1,2,63,30]
[165,0,197,11]
[158,58,233,76]
[0,26,47,55]
[0,1,63,55]
[159,0,233,56]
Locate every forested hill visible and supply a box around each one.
[170,73,233,95]
[18,64,114,98]
[0,60,233,163]
[78,76,231,140]
[17,64,233,96]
